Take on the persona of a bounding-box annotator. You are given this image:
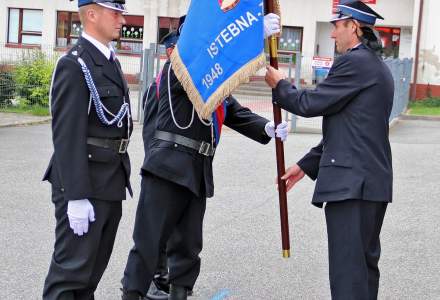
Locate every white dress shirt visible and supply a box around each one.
[81,31,115,61]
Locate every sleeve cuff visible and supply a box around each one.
[273,79,295,106]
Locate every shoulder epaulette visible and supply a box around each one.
[66,44,85,59]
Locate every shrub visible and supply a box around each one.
[0,70,16,106]
[410,97,440,107]
[13,52,55,107]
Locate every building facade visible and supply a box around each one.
[412,0,440,98]
[0,0,437,97]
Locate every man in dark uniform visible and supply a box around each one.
[142,32,179,300]
[42,1,132,299]
[121,15,285,300]
[142,31,179,154]
[265,1,394,299]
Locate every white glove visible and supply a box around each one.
[264,13,281,38]
[67,199,95,236]
[265,121,289,141]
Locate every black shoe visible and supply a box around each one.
[146,281,169,300]
[153,273,170,294]
[168,285,188,300]
[121,288,144,300]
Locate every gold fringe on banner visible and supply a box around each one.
[170,47,266,120]
[169,47,205,117]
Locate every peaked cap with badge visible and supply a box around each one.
[331,0,384,52]
[331,0,384,25]
[71,0,127,12]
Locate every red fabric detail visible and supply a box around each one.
[155,71,162,99]
[215,104,225,136]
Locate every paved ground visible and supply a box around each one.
[0,112,50,127]
[0,119,439,299]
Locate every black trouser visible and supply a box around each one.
[325,199,388,300]
[156,245,168,277]
[152,243,170,292]
[122,173,206,296]
[43,188,122,300]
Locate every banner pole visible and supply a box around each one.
[265,0,291,258]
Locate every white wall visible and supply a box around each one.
[3,0,433,82]
[0,3,7,44]
[418,0,440,85]
[278,0,415,58]
[399,27,413,58]
[1,0,77,45]
[315,22,334,58]
[372,0,415,27]
[278,0,329,57]
[274,0,416,84]
[1,0,416,50]
[142,0,190,46]
[0,0,144,46]
[139,0,415,55]
[0,0,147,78]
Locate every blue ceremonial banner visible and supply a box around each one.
[171,0,266,119]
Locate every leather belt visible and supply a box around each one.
[154,130,215,157]
[87,137,129,154]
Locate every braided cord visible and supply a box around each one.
[77,57,129,128]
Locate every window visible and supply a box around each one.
[157,17,180,45]
[56,12,143,54]
[56,11,82,47]
[375,27,401,59]
[117,15,144,54]
[8,8,43,45]
[279,26,303,52]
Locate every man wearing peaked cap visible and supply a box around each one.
[75,0,127,12]
[43,0,132,299]
[265,1,394,299]
[140,31,181,300]
[120,12,288,300]
[331,0,384,25]
[331,0,384,53]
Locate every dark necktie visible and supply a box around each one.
[109,49,116,63]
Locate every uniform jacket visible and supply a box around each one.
[142,61,271,198]
[43,37,133,201]
[274,44,394,205]
[141,78,160,161]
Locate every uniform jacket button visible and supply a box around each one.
[60,188,65,192]
[174,144,178,148]
[88,154,92,158]
[331,159,335,163]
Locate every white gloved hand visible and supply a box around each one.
[264,13,281,38]
[265,121,289,141]
[67,199,95,236]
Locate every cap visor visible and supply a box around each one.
[330,14,352,23]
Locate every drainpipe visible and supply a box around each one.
[411,0,424,100]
